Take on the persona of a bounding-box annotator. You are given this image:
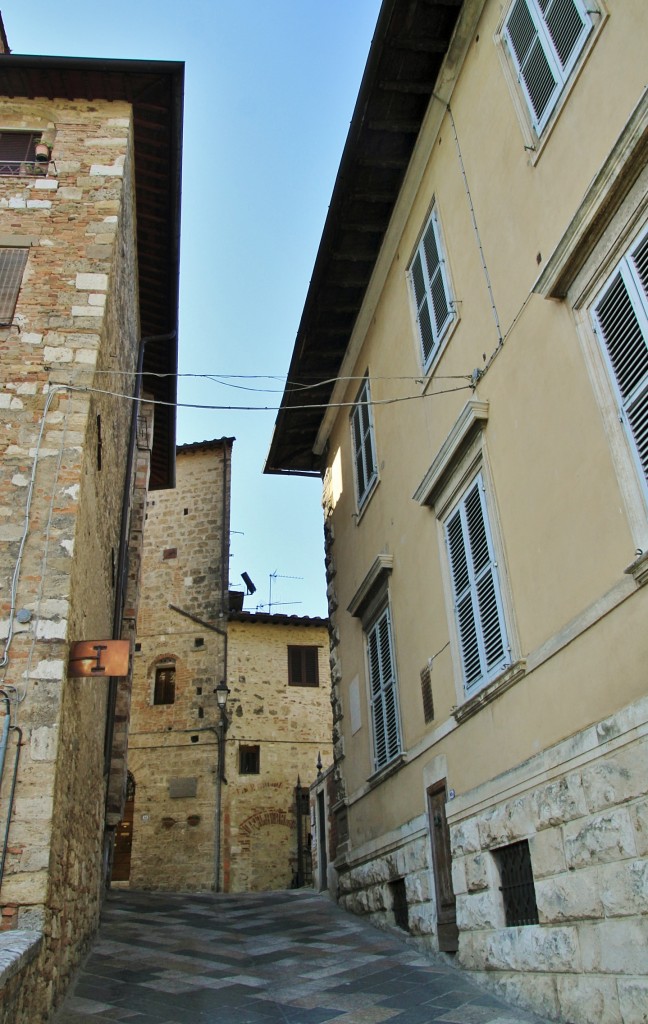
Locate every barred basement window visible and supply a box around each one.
[390,878,409,932]
[0,248,28,325]
[239,744,260,775]
[494,839,539,926]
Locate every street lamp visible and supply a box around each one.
[214,679,230,892]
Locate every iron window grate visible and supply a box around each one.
[390,878,409,932]
[495,839,539,927]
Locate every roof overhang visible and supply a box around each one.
[265,0,465,477]
[0,54,184,488]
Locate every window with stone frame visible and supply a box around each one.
[444,472,510,697]
[590,224,648,501]
[408,204,455,372]
[350,374,378,510]
[493,839,539,926]
[502,0,594,136]
[366,602,402,772]
[0,247,28,325]
[239,744,260,775]
[153,663,176,705]
[288,645,319,687]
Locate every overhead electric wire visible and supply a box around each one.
[60,381,473,412]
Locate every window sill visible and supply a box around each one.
[625,549,648,588]
[452,660,526,724]
[367,752,407,789]
[354,475,379,525]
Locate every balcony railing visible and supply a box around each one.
[0,159,50,177]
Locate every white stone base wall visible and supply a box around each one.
[450,702,648,1024]
[337,829,438,942]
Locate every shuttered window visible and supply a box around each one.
[409,207,454,371]
[366,604,401,771]
[351,375,378,508]
[288,645,319,686]
[504,0,592,134]
[0,248,28,325]
[445,474,509,696]
[0,131,38,175]
[592,229,648,498]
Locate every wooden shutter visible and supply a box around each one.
[288,645,319,686]
[410,210,453,370]
[505,0,590,133]
[446,475,509,695]
[367,605,401,771]
[592,231,648,490]
[351,377,377,506]
[0,248,28,324]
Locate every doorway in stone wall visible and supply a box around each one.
[112,772,135,882]
[427,779,458,952]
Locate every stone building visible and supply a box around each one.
[266,1,648,1021]
[225,611,333,892]
[0,32,183,1024]
[120,440,333,893]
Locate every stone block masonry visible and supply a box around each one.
[125,443,333,895]
[449,697,648,1024]
[0,98,140,1023]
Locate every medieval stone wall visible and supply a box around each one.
[0,100,138,1022]
[224,618,333,892]
[126,443,231,891]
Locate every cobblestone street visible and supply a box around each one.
[54,889,553,1024]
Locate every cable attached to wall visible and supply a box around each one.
[434,96,504,355]
[0,385,65,681]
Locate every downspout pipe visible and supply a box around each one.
[104,331,176,775]
[0,721,22,894]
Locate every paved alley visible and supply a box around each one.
[54,889,553,1024]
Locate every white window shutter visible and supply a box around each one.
[409,208,453,371]
[504,0,591,133]
[446,475,509,695]
[351,377,378,507]
[592,231,648,490]
[367,606,401,771]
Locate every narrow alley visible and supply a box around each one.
[54,889,552,1024]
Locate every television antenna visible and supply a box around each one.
[267,570,303,614]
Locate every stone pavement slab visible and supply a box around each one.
[53,889,554,1024]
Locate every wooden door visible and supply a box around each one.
[428,780,458,952]
[112,774,135,882]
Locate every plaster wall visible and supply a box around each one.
[319,2,648,1021]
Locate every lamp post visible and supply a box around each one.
[213,679,230,891]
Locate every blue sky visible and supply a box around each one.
[6,0,382,616]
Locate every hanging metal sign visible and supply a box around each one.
[68,640,130,678]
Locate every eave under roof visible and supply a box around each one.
[265,0,463,477]
[0,54,184,489]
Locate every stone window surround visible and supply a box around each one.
[413,399,522,712]
[536,87,648,553]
